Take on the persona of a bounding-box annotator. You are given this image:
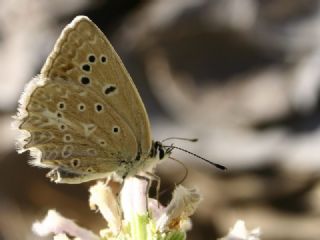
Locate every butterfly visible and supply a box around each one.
[15,16,225,184]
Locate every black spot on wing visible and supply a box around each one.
[105,86,116,95]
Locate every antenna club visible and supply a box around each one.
[161,137,199,143]
[163,145,227,171]
[215,164,227,171]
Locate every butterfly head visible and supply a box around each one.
[151,141,173,161]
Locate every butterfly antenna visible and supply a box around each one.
[161,137,198,143]
[169,156,189,185]
[163,145,227,170]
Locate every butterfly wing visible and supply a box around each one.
[15,16,152,182]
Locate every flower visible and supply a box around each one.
[32,209,99,240]
[32,177,202,240]
[89,181,122,236]
[220,220,261,240]
[155,185,202,232]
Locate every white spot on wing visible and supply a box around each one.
[62,145,73,158]
[79,91,87,97]
[87,148,97,156]
[63,134,73,143]
[82,123,97,137]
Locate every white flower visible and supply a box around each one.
[220,220,261,240]
[32,209,99,240]
[89,181,121,235]
[120,177,148,223]
[53,233,71,240]
[156,185,202,232]
[120,177,202,233]
[32,179,202,240]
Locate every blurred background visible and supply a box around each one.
[1,0,320,239]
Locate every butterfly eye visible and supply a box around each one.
[70,158,80,168]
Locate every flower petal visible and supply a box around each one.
[121,177,148,222]
[53,233,71,240]
[156,186,201,232]
[32,210,99,240]
[89,181,121,235]
[220,220,261,240]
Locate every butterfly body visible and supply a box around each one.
[15,16,170,183]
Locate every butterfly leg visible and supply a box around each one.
[145,172,161,206]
